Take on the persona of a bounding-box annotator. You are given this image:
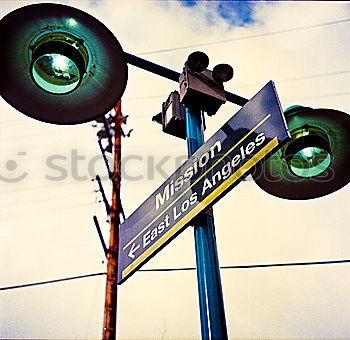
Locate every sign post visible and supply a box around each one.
[117,81,290,285]
[185,104,228,339]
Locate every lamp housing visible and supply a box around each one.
[0,3,127,124]
[252,105,350,199]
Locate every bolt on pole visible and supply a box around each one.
[102,101,122,340]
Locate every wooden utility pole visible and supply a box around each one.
[102,101,122,340]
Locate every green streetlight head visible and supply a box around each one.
[0,3,127,124]
[252,106,350,199]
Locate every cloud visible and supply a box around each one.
[177,0,257,26]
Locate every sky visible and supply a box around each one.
[1,1,350,339]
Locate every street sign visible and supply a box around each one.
[118,81,290,284]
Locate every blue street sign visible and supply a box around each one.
[118,81,290,284]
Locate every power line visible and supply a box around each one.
[139,259,350,272]
[126,90,350,106]
[237,70,350,89]
[0,201,96,222]
[124,69,350,103]
[0,272,106,291]
[291,91,350,102]
[2,179,97,194]
[275,69,350,83]
[138,18,350,55]
[1,259,349,291]
[2,191,93,209]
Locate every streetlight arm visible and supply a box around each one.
[225,91,248,106]
[124,52,181,82]
[124,52,249,107]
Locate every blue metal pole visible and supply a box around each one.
[185,106,228,340]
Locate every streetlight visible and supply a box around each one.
[252,105,350,199]
[0,3,127,124]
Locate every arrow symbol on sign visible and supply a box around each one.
[128,243,140,259]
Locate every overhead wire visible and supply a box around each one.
[1,259,349,291]
[266,69,350,83]
[234,70,350,89]
[290,91,350,102]
[0,201,96,222]
[138,18,350,55]
[2,191,95,208]
[2,179,98,194]
[139,259,350,272]
[126,90,350,106]
[123,69,350,103]
[0,272,106,291]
